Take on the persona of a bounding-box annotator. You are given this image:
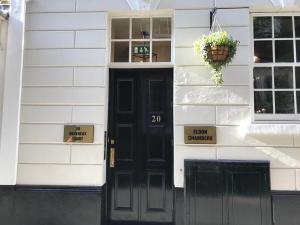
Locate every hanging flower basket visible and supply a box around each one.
[194,31,239,86]
[208,46,229,61]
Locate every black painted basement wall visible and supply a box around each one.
[183,160,272,225]
[0,186,104,225]
[272,191,300,225]
[0,183,299,225]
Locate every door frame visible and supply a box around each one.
[105,68,175,225]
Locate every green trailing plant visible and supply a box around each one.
[194,31,239,86]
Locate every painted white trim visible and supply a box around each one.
[0,0,25,185]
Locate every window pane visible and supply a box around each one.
[275,91,294,113]
[274,16,293,38]
[153,18,171,39]
[132,41,150,62]
[111,42,129,62]
[254,91,273,114]
[153,41,171,62]
[253,67,272,89]
[296,67,300,88]
[132,18,150,39]
[297,92,300,113]
[254,41,273,63]
[253,17,272,39]
[111,19,130,39]
[297,40,300,62]
[274,67,293,89]
[275,40,294,62]
[295,17,300,37]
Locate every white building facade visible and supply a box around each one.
[0,0,299,225]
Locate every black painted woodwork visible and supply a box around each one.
[0,186,103,225]
[0,186,299,225]
[107,69,174,225]
[0,186,15,224]
[185,160,272,225]
[272,191,300,225]
[174,188,184,225]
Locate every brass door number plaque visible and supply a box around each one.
[184,126,217,144]
[64,125,94,143]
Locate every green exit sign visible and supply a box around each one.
[133,45,150,55]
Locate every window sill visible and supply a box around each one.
[245,124,300,136]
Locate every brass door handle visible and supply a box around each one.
[110,147,115,168]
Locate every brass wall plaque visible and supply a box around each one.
[184,126,217,144]
[64,125,94,143]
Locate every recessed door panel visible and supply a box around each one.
[114,172,134,210]
[107,69,174,225]
[117,79,134,114]
[116,124,134,161]
[147,172,166,210]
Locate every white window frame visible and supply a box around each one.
[108,10,174,68]
[251,13,300,123]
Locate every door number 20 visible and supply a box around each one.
[151,115,162,123]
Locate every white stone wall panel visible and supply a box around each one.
[17,164,104,186]
[26,12,107,30]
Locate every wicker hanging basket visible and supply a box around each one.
[208,45,229,61]
[194,31,239,86]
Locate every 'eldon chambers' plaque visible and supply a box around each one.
[64,125,94,143]
[184,126,217,144]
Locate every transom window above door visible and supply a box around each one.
[253,15,300,121]
[110,17,172,63]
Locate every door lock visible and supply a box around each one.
[110,147,115,168]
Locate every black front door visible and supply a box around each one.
[107,69,174,225]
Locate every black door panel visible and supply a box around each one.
[107,69,174,225]
[184,161,271,225]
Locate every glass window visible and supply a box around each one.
[275,92,294,114]
[274,67,293,89]
[111,42,129,62]
[153,41,171,62]
[296,67,300,88]
[274,16,293,38]
[253,15,300,119]
[111,19,130,39]
[254,17,272,39]
[132,18,150,39]
[295,17,300,37]
[153,18,172,39]
[297,40,300,62]
[254,41,273,63]
[111,17,172,63]
[275,40,294,62]
[253,67,272,89]
[297,92,300,114]
[132,41,150,62]
[254,91,273,114]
